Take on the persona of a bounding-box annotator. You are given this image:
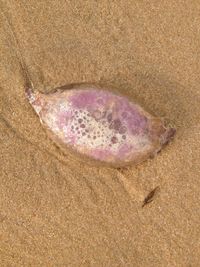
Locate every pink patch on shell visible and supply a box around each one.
[118,144,133,159]
[91,148,113,161]
[70,90,107,109]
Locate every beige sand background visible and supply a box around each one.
[0,1,200,266]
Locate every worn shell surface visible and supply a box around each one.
[26,84,175,167]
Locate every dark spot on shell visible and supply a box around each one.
[107,113,112,122]
[93,136,96,139]
[111,136,118,144]
[78,118,83,123]
[109,119,121,130]
[119,126,127,134]
[85,129,89,133]
[101,111,107,118]
[76,127,79,130]
[122,135,126,140]
[82,132,86,136]
[113,119,121,131]
[109,123,114,129]
[80,124,85,128]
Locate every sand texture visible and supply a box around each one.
[0,1,200,266]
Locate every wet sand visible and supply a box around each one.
[0,1,199,266]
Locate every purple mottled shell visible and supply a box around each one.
[26,83,175,167]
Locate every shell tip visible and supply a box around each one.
[25,87,38,104]
[161,127,176,146]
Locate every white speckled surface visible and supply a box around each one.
[27,87,173,166]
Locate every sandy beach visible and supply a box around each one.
[0,1,200,266]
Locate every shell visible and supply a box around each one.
[25,83,175,167]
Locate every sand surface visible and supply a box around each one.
[0,1,200,266]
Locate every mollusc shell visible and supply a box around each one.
[26,84,175,167]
